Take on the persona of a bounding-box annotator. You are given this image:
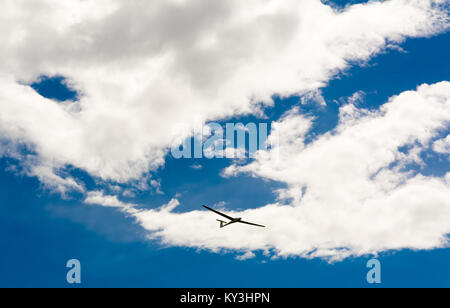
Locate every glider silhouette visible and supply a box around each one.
[203,205,266,228]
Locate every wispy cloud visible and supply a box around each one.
[190,163,203,170]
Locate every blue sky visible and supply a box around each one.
[0,0,450,288]
[1,29,449,287]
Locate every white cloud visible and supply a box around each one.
[85,190,139,215]
[87,83,450,261]
[28,162,85,196]
[236,251,257,261]
[190,163,203,170]
[85,191,129,208]
[0,0,448,192]
[433,135,450,155]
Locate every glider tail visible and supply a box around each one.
[217,220,227,228]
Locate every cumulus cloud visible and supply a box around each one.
[86,83,450,260]
[0,0,448,192]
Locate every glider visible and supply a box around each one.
[203,205,266,228]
